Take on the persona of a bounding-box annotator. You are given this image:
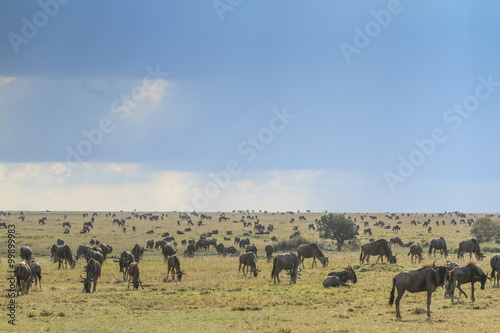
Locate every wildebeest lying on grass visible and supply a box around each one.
[446,262,490,303]
[323,275,349,288]
[271,252,301,284]
[491,254,500,287]
[167,255,185,281]
[81,258,101,293]
[127,262,144,290]
[388,261,447,319]
[14,261,32,295]
[327,267,357,285]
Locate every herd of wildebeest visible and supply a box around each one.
[5,210,500,320]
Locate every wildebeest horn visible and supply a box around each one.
[432,260,438,269]
[80,274,85,280]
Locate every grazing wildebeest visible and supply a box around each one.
[323,275,349,288]
[239,238,250,249]
[184,243,196,257]
[447,262,489,303]
[76,244,91,261]
[389,237,403,247]
[14,261,32,295]
[222,246,239,257]
[296,243,329,268]
[29,259,42,290]
[491,254,500,287]
[146,239,154,249]
[271,252,301,284]
[62,221,71,228]
[327,267,357,284]
[265,244,274,263]
[55,245,76,269]
[308,223,315,230]
[388,261,447,319]
[20,246,33,261]
[245,244,257,255]
[0,221,8,228]
[444,260,460,297]
[167,255,185,281]
[360,239,396,264]
[57,239,65,246]
[428,236,448,258]
[81,258,101,293]
[457,239,484,261]
[239,252,259,277]
[408,243,423,264]
[99,243,112,262]
[83,221,93,229]
[87,250,104,266]
[114,251,135,281]
[162,243,176,262]
[216,243,225,255]
[363,228,372,236]
[392,225,401,233]
[131,244,145,262]
[127,262,144,290]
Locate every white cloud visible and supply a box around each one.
[0,76,16,85]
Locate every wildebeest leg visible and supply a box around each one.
[426,290,432,318]
[93,279,97,293]
[455,283,468,299]
[395,288,404,319]
[312,258,316,269]
[470,282,475,302]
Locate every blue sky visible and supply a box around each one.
[1,0,500,212]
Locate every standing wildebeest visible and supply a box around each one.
[55,245,76,269]
[29,259,42,290]
[327,267,357,284]
[127,262,144,290]
[76,244,91,261]
[57,239,65,246]
[20,246,33,261]
[184,243,196,257]
[162,243,176,262]
[388,261,447,319]
[363,228,372,236]
[428,236,448,258]
[239,238,250,249]
[271,252,301,284]
[131,244,145,262]
[216,243,225,255]
[146,239,154,250]
[87,250,104,266]
[444,260,460,297]
[239,252,259,277]
[490,254,500,287]
[265,244,274,263]
[392,225,401,233]
[245,244,257,255]
[114,251,135,281]
[323,275,349,287]
[62,221,71,228]
[360,239,396,264]
[408,243,423,264]
[297,243,329,268]
[14,261,32,295]
[167,255,185,281]
[389,237,403,247]
[99,243,112,262]
[81,258,101,293]
[447,262,489,303]
[457,239,484,261]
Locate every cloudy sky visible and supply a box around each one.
[1,0,500,212]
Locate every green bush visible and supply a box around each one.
[470,217,500,242]
[273,236,323,252]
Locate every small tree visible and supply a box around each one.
[470,217,500,242]
[316,213,358,251]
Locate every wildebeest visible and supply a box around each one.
[388,261,447,319]
[114,251,135,281]
[363,228,372,236]
[99,243,112,262]
[131,244,145,262]
[162,243,176,262]
[327,267,357,284]
[222,246,239,257]
[447,262,489,303]
[57,239,65,246]
[167,255,185,281]
[62,221,71,228]
[14,261,32,295]
[55,245,76,269]
[245,244,257,255]
[392,225,401,233]
[127,262,144,290]
[271,252,301,284]
[360,239,396,264]
[389,237,403,247]
[146,239,154,249]
[29,259,42,290]
[184,243,196,257]
[81,258,101,293]
[76,244,91,261]
[87,250,104,266]
[491,254,500,287]
[239,238,250,249]
[457,239,484,261]
[0,221,8,228]
[323,275,349,288]
[296,243,328,268]
[239,252,259,277]
[20,246,33,261]
[407,243,423,264]
[428,236,448,258]
[265,244,274,263]
[216,243,225,255]
[444,260,460,297]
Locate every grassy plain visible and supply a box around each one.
[1,211,499,333]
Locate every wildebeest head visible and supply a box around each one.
[430,261,447,287]
[318,256,329,268]
[388,254,397,264]
[81,272,92,293]
[177,270,185,282]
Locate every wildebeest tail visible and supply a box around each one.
[428,243,433,255]
[359,249,363,263]
[388,277,396,306]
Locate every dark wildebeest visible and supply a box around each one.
[131,244,145,262]
[428,236,448,258]
[29,259,42,290]
[55,245,76,269]
[245,244,257,255]
[127,262,144,290]
[447,262,489,303]
[388,261,447,319]
[146,239,154,250]
[271,252,301,284]
[20,246,33,261]
[408,243,423,264]
[184,243,196,257]
[239,238,250,249]
[457,239,484,261]
[57,239,65,246]
[76,244,91,261]
[234,236,241,245]
[167,255,185,281]
[363,228,372,236]
[490,254,500,287]
[114,251,135,281]
[162,243,176,262]
[308,223,315,230]
[389,237,403,247]
[392,225,401,233]
[327,267,357,284]
[216,243,225,255]
[360,239,396,264]
[81,258,101,293]
[265,244,274,263]
[222,246,239,257]
[99,243,112,262]
[14,261,32,295]
[444,260,460,297]
[87,250,104,266]
[239,252,259,277]
[296,243,329,268]
[323,275,349,288]
[0,221,8,228]
[62,221,71,228]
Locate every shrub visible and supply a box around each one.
[470,217,500,242]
